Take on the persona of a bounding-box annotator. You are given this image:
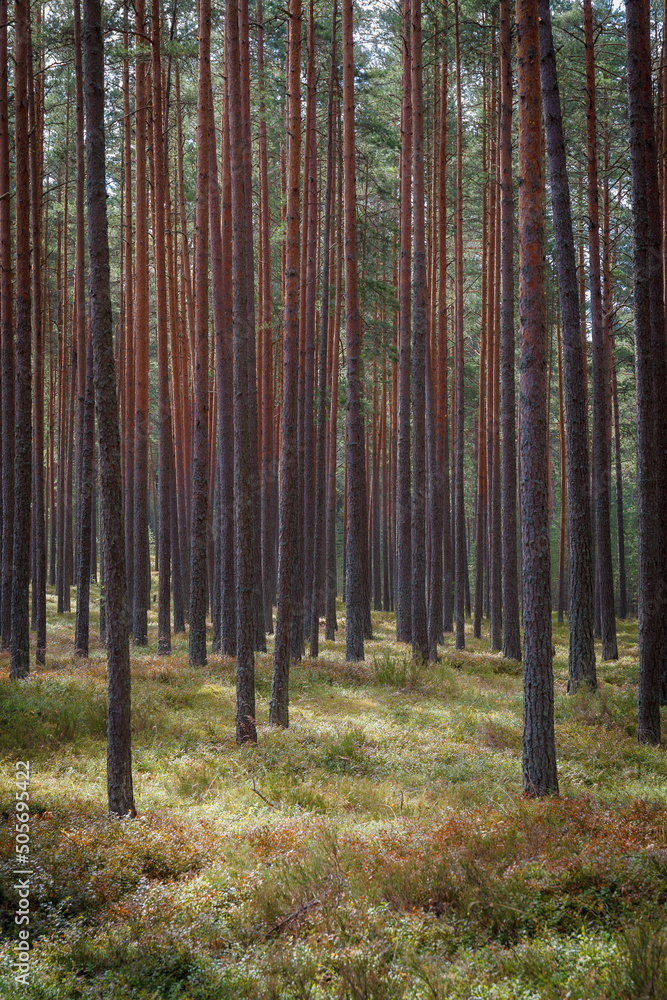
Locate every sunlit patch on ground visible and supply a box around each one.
[0,580,665,997]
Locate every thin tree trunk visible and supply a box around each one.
[584,0,617,661]
[270,0,302,725]
[342,0,367,662]
[453,0,465,650]
[310,0,337,658]
[152,0,172,655]
[396,0,412,644]
[500,0,520,660]
[227,0,256,738]
[10,0,31,679]
[538,0,596,689]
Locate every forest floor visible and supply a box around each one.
[1,585,666,999]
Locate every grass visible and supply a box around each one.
[0,580,666,998]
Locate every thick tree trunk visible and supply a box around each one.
[517,0,558,797]
[83,0,135,815]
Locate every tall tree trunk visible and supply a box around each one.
[29,20,46,665]
[626,0,660,743]
[227,0,256,738]
[74,0,95,658]
[453,0,466,650]
[0,0,14,651]
[410,0,428,663]
[122,26,134,620]
[396,0,412,644]
[517,0,558,797]
[500,0,521,660]
[270,0,302,725]
[10,0,31,679]
[538,0,596,689]
[188,0,211,667]
[438,20,453,635]
[584,0,617,661]
[133,0,150,645]
[342,0,367,662]
[310,0,337,658]
[238,0,265,653]
[152,0,173,655]
[257,0,275,635]
[84,0,135,814]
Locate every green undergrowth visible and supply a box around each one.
[0,583,666,998]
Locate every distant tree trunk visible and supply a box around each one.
[538,0,596,689]
[257,0,275,635]
[499,0,520,661]
[342,0,366,662]
[84,0,135,814]
[29,21,46,666]
[188,0,211,667]
[122,26,134,621]
[132,0,150,646]
[410,0,428,663]
[310,0,337,658]
[270,0,302,725]
[584,0,617,662]
[152,0,172,655]
[396,0,412,645]
[325,130,343,642]
[10,0,31,679]
[238,0,265,654]
[556,315,566,623]
[218,79,236,657]
[612,365,627,619]
[517,0,558,797]
[227,0,256,738]
[73,0,96,658]
[438,21,453,635]
[0,0,14,651]
[453,0,465,650]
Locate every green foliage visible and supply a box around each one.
[1,606,666,998]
